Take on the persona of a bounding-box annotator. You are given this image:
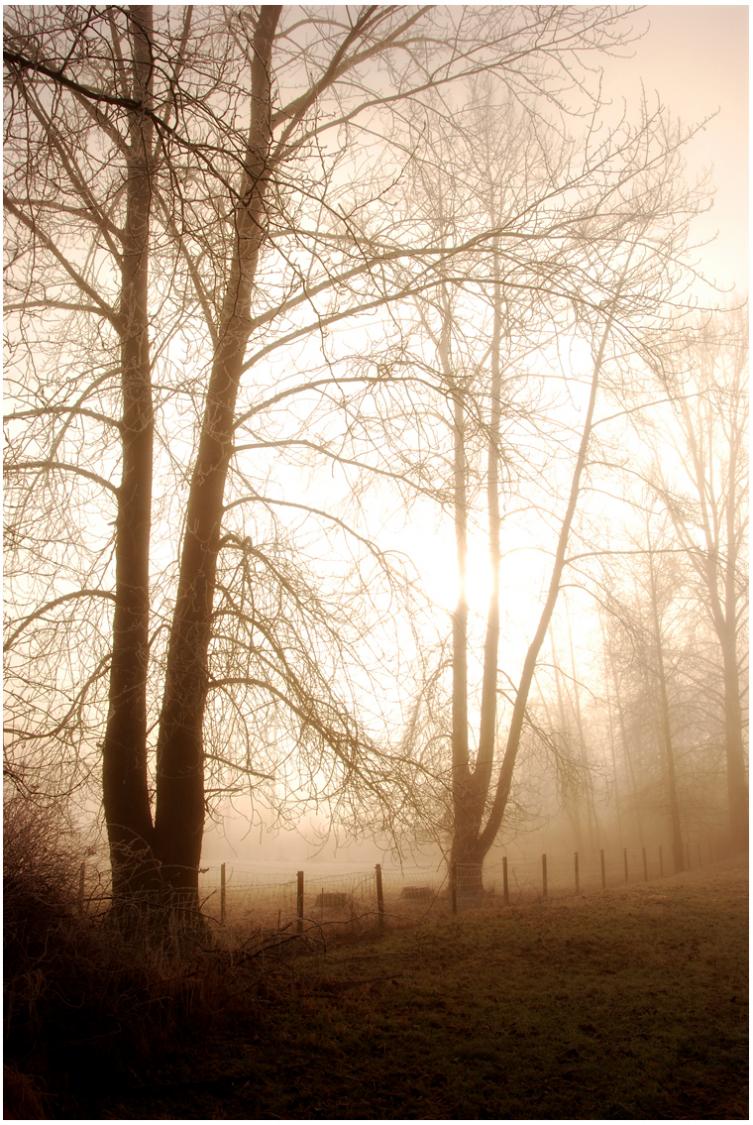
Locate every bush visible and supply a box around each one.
[3,793,275,1117]
[3,796,168,1115]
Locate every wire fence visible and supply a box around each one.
[76,837,720,938]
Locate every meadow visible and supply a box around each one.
[9,856,744,1120]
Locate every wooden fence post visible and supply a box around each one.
[659,844,664,877]
[294,868,303,931]
[623,847,629,884]
[502,856,509,905]
[574,851,580,894]
[642,846,648,881]
[375,863,385,931]
[450,863,457,915]
[296,870,304,934]
[600,848,606,890]
[220,862,226,925]
[78,862,85,915]
[541,853,548,899]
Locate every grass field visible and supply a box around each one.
[84,857,748,1121]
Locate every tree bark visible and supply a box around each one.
[444,301,480,893]
[446,268,505,897]
[153,6,281,905]
[102,5,157,904]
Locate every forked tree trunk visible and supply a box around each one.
[102,5,281,922]
[447,258,630,891]
[445,266,503,899]
[151,5,281,909]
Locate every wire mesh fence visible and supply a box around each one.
[76,837,720,935]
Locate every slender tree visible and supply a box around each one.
[650,315,748,852]
[397,85,704,890]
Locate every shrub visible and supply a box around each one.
[3,792,275,1116]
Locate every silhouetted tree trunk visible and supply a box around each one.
[474,303,610,865]
[447,266,503,896]
[102,4,158,906]
[152,5,281,908]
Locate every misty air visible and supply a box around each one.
[3,4,748,1120]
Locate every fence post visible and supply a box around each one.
[296,870,304,935]
[450,863,457,915]
[600,848,606,890]
[502,856,509,905]
[659,844,664,877]
[375,863,385,931]
[78,862,85,915]
[574,851,580,895]
[642,846,648,881]
[623,847,629,884]
[541,853,548,899]
[220,862,226,925]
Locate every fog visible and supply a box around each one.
[3,4,747,1119]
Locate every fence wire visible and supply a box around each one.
[76,839,717,931]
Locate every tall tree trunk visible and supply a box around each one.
[102,5,156,905]
[153,5,281,905]
[565,610,600,850]
[672,362,748,852]
[447,269,503,896]
[722,411,748,852]
[443,298,478,889]
[476,300,612,859]
[721,628,748,851]
[647,551,685,873]
[551,637,584,851]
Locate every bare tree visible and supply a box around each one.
[649,314,748,852]
[6,6,652,923]
[396,85,706,891]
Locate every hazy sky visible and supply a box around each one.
[603,4,748,292]
[199,3,750,867]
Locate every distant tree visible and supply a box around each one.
[593,493,738,870]
[395,83,705,892]
[649,314,748,852]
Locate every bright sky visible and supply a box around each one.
[603,4,748,293]
[233,7,747,855]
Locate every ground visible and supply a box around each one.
[88,857,748,1120]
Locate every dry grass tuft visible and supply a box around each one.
[3,796,264,1117]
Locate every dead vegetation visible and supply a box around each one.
[4,806,746,1121]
